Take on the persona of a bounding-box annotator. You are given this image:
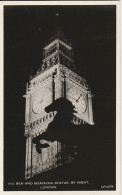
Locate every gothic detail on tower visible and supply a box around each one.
[42,39,75,72]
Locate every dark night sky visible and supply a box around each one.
[4,5,116,189]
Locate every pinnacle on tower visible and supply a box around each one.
[49,26,70,46]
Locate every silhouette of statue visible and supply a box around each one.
[33,98,76,151]
[32,98,115,184]
[33,98,95,153]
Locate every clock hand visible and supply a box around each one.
[76,94,82,102]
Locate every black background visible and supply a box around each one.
[4,5,116,190]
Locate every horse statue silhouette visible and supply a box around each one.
[33,98,95,153]
[32,97,115,184]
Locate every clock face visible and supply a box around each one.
[32,88,52,114]
[68,87,86,114]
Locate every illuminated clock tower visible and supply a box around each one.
[23,29,94,179]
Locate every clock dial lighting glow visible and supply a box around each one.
[68,88,86,114]
[33,88,52,114]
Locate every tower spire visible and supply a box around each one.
[49,27,69,45]
[55,12,60,25]
[39,12,75,73]
[49,12,69,45]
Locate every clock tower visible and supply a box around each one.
[23,29,94,179]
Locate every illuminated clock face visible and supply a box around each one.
[33,88,52,114]
[68,87,86,114]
